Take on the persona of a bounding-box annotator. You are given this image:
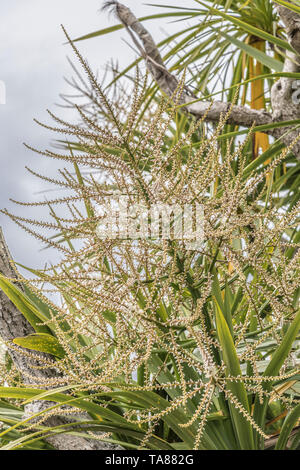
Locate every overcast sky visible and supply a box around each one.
[0,0,195,270]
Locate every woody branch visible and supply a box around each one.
[105,1,300,159]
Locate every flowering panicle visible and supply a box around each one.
[1,32,299,449]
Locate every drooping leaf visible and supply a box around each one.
[13,334,66,359]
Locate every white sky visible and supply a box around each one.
[0,0,195,269]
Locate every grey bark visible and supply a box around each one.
[106,1,300,159]
[0,227,121,450]
[275,1,300,55]
[270,2,300,157]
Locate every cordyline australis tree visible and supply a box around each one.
[0,1,299,451]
